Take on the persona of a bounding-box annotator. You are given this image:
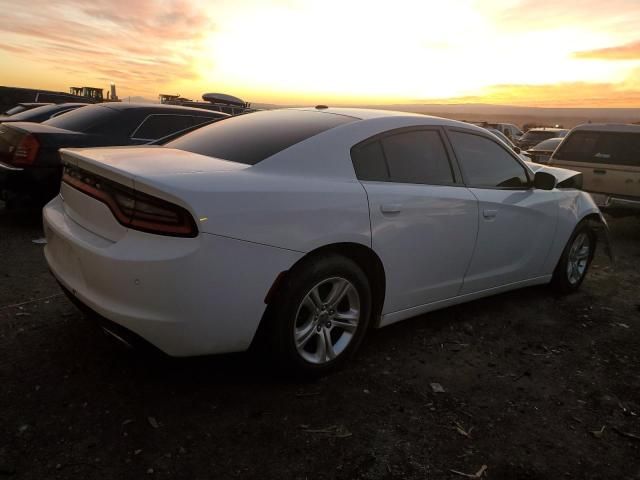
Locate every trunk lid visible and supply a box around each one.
[60,146,247,183]
[0,122,85,167]
[58,147,249,240]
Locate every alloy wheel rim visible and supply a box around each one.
[293,277,361,364]
[566,232,591,285]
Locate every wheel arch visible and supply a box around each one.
[252,242,387,350]
[579,212,614,262]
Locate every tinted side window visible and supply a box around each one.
[191,116,215,128]
[351,140,389,181]
[556,131,640,166]
[382,130,454,185]
[134,115,194,140]
[449,131,529,188]
[617,133,640,166]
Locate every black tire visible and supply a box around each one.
[268,254,372,377]
[550,221,597,293]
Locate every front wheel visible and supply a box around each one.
[551,222,596,293]
[269,255,372,376]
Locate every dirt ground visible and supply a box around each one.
[1,204,639,480]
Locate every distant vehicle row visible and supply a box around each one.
[477,122,639,216]
[0,103,87,123]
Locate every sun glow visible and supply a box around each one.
[190,0,638,105]
[1,0,640,106]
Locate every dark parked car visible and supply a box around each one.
[516,128,568,150]
[0,103,228,205]
[0,103,87,124]
[0,86,94,113]
[522,137,563,164]
[3,103,51,116]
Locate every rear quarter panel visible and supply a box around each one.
[135,169,372,253]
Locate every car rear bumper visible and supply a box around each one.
[43,195,302,356]
[55,279,164,353]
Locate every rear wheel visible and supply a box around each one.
[269,255,372,376]
[551,222,596,293]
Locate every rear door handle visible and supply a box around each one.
[593,169,606,175]
[380,203,402,214]
[483,209,498,219]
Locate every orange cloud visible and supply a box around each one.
[0,0,215,96]
[419,81,640,108]
[574,40,640,60]
[494,0,640,34]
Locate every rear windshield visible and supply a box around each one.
[165,110,357,165]
[554,130,640,166]
[44,104,118,132]
[521,131,558,142]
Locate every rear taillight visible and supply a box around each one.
[62,165,198,238]
[12,134,40,166]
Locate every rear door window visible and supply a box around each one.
[351,140,389,181]
[448,130,529,188]
[351,129,455,185]
[381,130,454,185]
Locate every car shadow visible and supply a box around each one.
[57,282,559,389]
[0,201,44,229]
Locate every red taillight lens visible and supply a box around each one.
[62,165,198,238]
[12,134,40,166]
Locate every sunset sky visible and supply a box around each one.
[1,0,639,107]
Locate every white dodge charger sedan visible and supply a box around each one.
[43,108,610,375]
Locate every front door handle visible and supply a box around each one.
[483,209,498,219]
[593,169,606,175]
[380,203,402,214]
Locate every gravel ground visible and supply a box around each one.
[1,204,639,479]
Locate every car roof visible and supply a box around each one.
[570,123,640,133]
[48,102,90,107]
[93,102,230,115]
[290,107,424,120]
[527,127,567,132]
[288,107,485,130]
